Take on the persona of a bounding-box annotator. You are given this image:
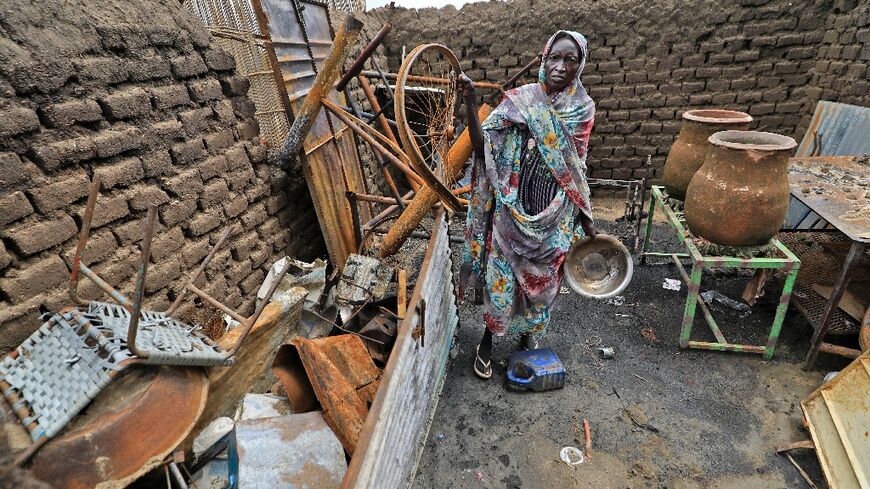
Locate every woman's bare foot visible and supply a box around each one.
[474,329,493,379]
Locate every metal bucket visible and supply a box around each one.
[564,234,633,299]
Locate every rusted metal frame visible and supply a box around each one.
[279,14,364,160]
[359,70,502,91]
[804,241,867,370]
[322,97,410,166]
[358,75,399,145]
[363,193,410,231]
[126,206,158,359]
[370,228,463,245]
[70,178,101,306]
[321,97,425,187]
[342,208,446,488]
[250,0,295,125]
[186,283,247,324]
[302,125,349,156]
[353,193,410,205]
[336,22,392,92]
[634,158,651,253]
[670,254,728,345]
[818,342,862,359]
[346,192,364,247]
[166,227,233,315]
[78,264,133,309]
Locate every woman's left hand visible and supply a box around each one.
[579,214,597,238]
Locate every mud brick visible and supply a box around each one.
[688,94,712,104]
[596,61,621,72]
[39,100,103,128]
[786,46,815,60]
[162,169,203,199]
[711,93,737,105]
[737,90,764,103]
[240,203,267,230]
[171,54,208,79]
[776,33,804,47]
[160,198,197,227]
[170,139,206,165]
[199,178,230,209]
[113,216,154,244]
[776,102,802,113]
[204,130,234,152]
[0,242,11,270]
[762,89,788,102]
[150,84,192,109]
[695,67,721,78]
[842,46,862,60]
[0,153,35,190]
[731,79,756,91]
[223,194,248,218]
[734,50,760,63]
[639,122,662,134]
[182,238,210,267]
[858,28,870,43]
[0,255,68,304]
[176,109,210,136]
[99,87,151,120]
[93,128,142,159]
[141,150,174,178]
[249,245,271,269]
[589,87,612,98]
[126,185,171,211]
[231,98,256,119]
[706,80,730,91]
[624,72,647,83]
[32,137,96,171]
[845,65,867,78]
[150,227,185,261]
[231,231,259,261]
[188,208,223,236]
[145,257,183,293]
[5,214,77,256]
[74,57,129,85]
[749,103,775,116]
[629,109,652,121]
[63,229,118,266]
[226,166,254,191]
[220,76,250,97]
[91,195,130,228]
[148,120,186,145]
[0,191,33,227]
[597,99,619,110]
[671,68,694,80]
[257,216,280,240]
[95,157,145,189]
[239,269,265,296]
[619,98,642,110]
[213,101,236,124]
[27,173,90,213]
[127,56,172,81]
[203,47,236,72]
[228,259,252,283]
[188,79,223,103]
[680,54,704,67]
[196,155,228,181]
[709,53,734,64]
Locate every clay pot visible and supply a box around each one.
[685,130,797,247]
[663,109,752,200]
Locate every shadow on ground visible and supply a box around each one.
[414,211,851,489]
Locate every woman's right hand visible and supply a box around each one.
[458,72,477,99]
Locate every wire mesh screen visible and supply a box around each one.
[185,0,290,148]
[327,0,365,13]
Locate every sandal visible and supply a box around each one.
[473,345,492,379]
[520,333,539,351]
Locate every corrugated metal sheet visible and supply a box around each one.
[342,210,459,489]
[802,349,870,489]
[796,101,870,157]
[256,0,372,268]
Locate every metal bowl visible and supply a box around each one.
[564,234,633,299]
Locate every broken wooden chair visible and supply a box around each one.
[0,177,292,464]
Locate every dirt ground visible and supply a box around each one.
[413,196,852,489]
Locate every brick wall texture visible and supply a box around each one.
[359,0,870,182]
[0,0,324,352]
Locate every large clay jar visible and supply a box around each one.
[663,109,752,200]
[685,130,797,247]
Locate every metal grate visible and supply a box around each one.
[777,231,869,335]
[185,0,290,148]
[326,0,365,13]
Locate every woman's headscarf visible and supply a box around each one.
[460,30,596,312]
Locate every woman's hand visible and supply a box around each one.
[458,72,477,99]
[579,213,597,238]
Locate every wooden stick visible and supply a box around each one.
[583,419,592,460]
[397,269,407,320]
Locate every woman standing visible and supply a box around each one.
[459,31,597,379]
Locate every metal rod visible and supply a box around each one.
[671,255,728,345]
[167,227,234,315]
[358,75,399,144]
[79,264,133,308]
[70,178,101,306]
[803,241,865,370]
[336,22,392,92]
[353,193,410,205]
[346,192,363,246]
[127,206,158,359]
[360,70,502,91]
[187,283,246,324]
[169,462,189,489]
[280,14,364,162]
[501,54,541,89]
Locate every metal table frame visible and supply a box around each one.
[640,186,801,359]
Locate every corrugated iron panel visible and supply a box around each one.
[343,210,460,489]
[796,101,870,157]
[802,350,870,489]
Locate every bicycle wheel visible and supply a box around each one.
[395,43,463,212]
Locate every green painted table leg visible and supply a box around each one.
[764,265,799,360]
[640,191,657,265]
[679,264,703,349]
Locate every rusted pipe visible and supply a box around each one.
[321,97,425,187]
[379,103,493,257]
[503,54,541,89]
[127,205,158,359]
[346,191,363,245]
[360,70,503,91]
[358,75,399,145]
[279,14,364,162]
[70,178,101,306]
[353,193,410,205]
[167,226,233,315]
[336,22,392,92]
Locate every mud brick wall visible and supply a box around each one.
[0,0,324,353]
[363,0,869,183]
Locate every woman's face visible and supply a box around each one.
[543,36,580,92]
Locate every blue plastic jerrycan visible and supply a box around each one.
[506,348,566,391]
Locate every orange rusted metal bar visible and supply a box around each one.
[380,103,493,257]
[337,22,392,92]
[70,177,101,307]
[452,184,471,195]
[321,98,425,188]
[354,193,410,205]
[397,269,407,320]
[358,75,399,145]
[360,70,502,91]
[279,14,364,161]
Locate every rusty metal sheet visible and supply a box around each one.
[788,156,870,242]
[29,366,208,489]
[802,350,870,489]
[342,209,459,489]
[797,101,870,157]
[272,335,381,455]
[256,0,371,268]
